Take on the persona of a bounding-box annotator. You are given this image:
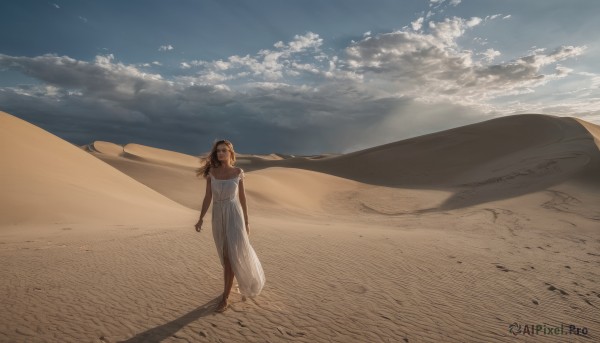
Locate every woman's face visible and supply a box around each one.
[216,144,230,163]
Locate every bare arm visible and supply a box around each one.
[196,176,212,226]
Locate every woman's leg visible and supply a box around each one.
[224,255,234,298]
[217,243,234,311]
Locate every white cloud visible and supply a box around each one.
[343,17,587,109]
[479,48,501,62]
[578,72,600,89]
[0,53,165,101]
[45,85,60,96]
[140,61,161,68]
[429,0,461,8]
[465,17,482,27]
[212,60,230,70]
[288,32,323,52]
[555,65,573,76]
[78,16,88,23]
[164,17,588,117]
[0,21,589,118]
[428,17,478,44]
[158,45,174,52]
[0,12,598,154]
[411,17,424,31]
[503,15,511,20]
[291,62,320,74]
[179,32,331,82]
[52,3,60,9]
[519,45,585,69]
[178,70,234,84]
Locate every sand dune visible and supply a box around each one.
[90,113,600,218]
[248,114,600,215]
[90,154,367,220]
[91,141,125,157]
[271,114,600,186]
[0,111,195,228]
[1,111,599,342]
[574,117,600,149]
[252,153,285,160]
[122,143,202,168]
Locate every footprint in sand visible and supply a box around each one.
[494,264,510,272]
[545,282,569,296]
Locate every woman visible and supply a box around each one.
[194,139,265,313]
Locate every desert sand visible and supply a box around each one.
[1,110,599,342]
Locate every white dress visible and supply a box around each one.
[210,168,265,298]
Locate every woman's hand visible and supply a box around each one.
[245,223,250,235]
[195,218,203,232]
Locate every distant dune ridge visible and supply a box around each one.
[83,112,600,217]
[1,110,600,342]
[0,111,195,227]
[84,141,124,157]
[272,113,600,187]
[4,109,599,229]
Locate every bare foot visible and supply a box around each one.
[215,297,229,313]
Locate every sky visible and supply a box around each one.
[1,0,599,155]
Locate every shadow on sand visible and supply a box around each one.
[117,295,222,343]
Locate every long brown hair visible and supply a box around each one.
[196,139,237,179]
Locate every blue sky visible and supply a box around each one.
[1,0,599,155]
